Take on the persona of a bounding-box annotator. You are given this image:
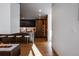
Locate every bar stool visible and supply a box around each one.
[0,35,7,43]
[0,35,6,38]
[30,32,34,43]
[16,35,22,43]
[7,35,15,43]
[24,35,30,43]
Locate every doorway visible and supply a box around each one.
[20,3,53,56]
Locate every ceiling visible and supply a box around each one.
[20,3,52,19]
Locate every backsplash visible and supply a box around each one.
[20,27,36,33]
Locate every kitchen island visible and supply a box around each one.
[0,44,20,56]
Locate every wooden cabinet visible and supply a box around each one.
[35,15,47,38]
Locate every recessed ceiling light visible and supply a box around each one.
[38,9,42,12]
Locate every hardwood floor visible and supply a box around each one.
[35,38,53,56]
[20,43,33,56]
[20,38,53,56]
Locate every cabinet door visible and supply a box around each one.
[35,19,44,37]
[35,15,47,38]
[45,19,47,37]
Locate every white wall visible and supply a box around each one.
[48,4,53,43]
[10,3,20,33]
[0,3,20,34]
[0,3,11,34]
[52,3,79,56]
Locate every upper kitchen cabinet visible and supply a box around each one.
[0,3,20,34]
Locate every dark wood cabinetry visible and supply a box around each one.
[35,15,48,38]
